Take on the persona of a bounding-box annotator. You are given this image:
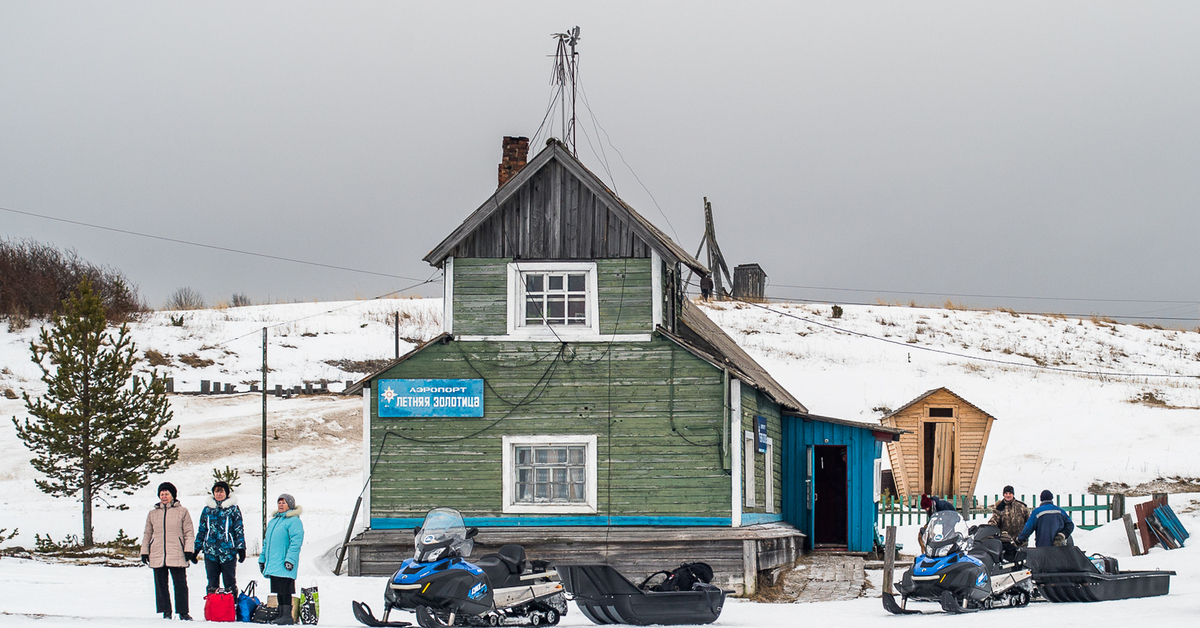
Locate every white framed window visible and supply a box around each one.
[502,434,597,514]
[507,262,599,340]
[744,431,756,508]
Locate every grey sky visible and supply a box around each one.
[3,2,1199,323]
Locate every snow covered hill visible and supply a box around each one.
[1,297,1197,626]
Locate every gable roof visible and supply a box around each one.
[675,299,806,413]
[424,139,707,274]
[881,387,997,421]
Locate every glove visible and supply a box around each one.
[258,562,265,574]
[238,548,246,563]
[284,561,294,571]
[141,554,149,565]
[185,551,197,564]
[1053,532,1066,547]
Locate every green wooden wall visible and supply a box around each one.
[451,258,653,336]
[368,336,729,521]
[739,387,783,520]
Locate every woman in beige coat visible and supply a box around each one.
[141,482,196,620]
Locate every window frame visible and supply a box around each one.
[501,434,598,514]
[506,262,600,340]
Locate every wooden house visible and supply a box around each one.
[344,137,901,593]
[880,388,996,498]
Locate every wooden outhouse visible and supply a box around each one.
[343,137,813,594]
[880,388,996,498]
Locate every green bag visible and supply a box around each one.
[298,583,319,625]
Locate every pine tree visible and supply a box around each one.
[12,279,179,547]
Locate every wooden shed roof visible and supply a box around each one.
[881,387,997,421]
[423,139,707,275]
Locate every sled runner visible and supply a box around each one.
[557,564,729,626]
[1026,546,1175,603]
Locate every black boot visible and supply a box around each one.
[271,606,294,625]
[162,612,172,620]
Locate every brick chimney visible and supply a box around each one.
[498,136,529,187]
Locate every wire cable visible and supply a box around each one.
[1,205,430,281]
[718,297,1200,379]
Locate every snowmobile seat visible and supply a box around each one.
[475,545,528,589]
[558,564,728,626]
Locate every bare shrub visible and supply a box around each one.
[164,287,205,311]
[230,293,252,308]
[0,238,145,321]
[178,353,214,368]
[144,349,172,367]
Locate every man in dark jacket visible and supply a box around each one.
[988,485,1031,546]
[917,494,958,553]
[1017,490,1075,547]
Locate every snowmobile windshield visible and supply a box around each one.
[414,508,473,562]
[923,510,970,558]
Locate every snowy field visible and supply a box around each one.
[2,298,1197,625]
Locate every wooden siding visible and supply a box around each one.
[738,387,782,518]
[446,161,654,261]
[450,258,653,336]
[451,258,508,335]
[881,389,994,498]
[368,337,729,521]
[781,416,883,553]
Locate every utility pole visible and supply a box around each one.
[261,327,268,540]
[687,198,732,299]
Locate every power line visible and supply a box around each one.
[722,296,1200,379]
[1,205,431,282]
[769,281,1199,306]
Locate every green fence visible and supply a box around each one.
[877,493,1114,530]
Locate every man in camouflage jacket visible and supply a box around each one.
[988,485,1031,546]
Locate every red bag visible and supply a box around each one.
[205,590,237,622]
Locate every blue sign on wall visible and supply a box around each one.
[756,416,768,453]
[378,379,484,418]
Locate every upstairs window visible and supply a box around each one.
[524,272,588,326]
[507,262,598,339]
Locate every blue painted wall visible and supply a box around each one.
[782,416,883,553]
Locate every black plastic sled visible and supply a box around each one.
[1026,546,1175,603]
[558,564,729,626]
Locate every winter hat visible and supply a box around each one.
[157,482,177,500]
[1040,489,1054,503]
[277,493,296,510]
[212,481,232,495]
[1003,485,1015,495]
[919,494,932,511]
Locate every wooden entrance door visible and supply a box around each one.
[923,422,955,496]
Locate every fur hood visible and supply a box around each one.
[273,505,303,518]
[205,493,240,509]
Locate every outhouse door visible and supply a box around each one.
[922,415,956,496]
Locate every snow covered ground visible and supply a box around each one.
[1,298,1196,625]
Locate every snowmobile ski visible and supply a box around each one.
[939,590,977,614]
[882,592,930,615]
[352,601,413,627]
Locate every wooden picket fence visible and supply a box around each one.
[877,493,1115,530]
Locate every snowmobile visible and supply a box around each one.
[352,508,568,628]
[883,510,1034,614]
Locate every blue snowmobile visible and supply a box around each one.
[883,510,1034,614]
[353,508,567,628]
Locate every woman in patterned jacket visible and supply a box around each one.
[194,481,247,593]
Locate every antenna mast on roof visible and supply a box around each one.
[551,26,581,156]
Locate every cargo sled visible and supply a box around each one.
[557,564,729,626]
[1026,546,1175,603]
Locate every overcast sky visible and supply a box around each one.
[3,2,1199,324]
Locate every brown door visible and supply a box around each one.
[930,423,955,496]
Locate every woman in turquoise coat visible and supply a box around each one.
[259,493,304,625]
